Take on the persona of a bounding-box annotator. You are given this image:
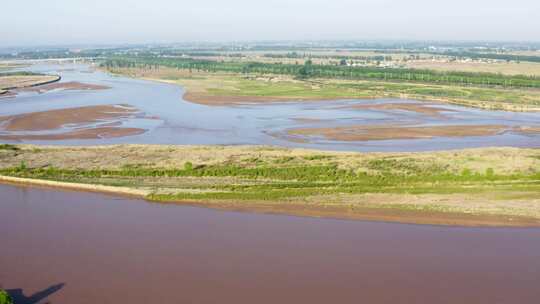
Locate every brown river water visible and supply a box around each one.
[1,183,540,304]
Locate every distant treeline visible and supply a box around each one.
[182,52,246,57]
[441,51,540,63]
[374,50,540,63]
[262,52,393,62]
[0,50,99,60]
[102,56,540,88]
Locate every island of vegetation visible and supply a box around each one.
[1,144,539,227]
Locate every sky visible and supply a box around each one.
[2,0,540,46]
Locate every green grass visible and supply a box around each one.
[202,75,540,109]
[2,162,538,202]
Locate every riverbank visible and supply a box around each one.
[1,144,539,227]
[105,66,540,112]
[0,73,61,93]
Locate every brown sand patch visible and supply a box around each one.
[183,92,381,106]
[0,104,139,131]
[291,117,329,123]
[187,199,540,228]
[517,126,540,135]
[0,74,61,90]
[0,104,148,141]
[344,102,457,117]
[19,81,110,93]
[0,127,145,141]
[288,124,508,141]
[183,92,373,106]
[183,92,299,106]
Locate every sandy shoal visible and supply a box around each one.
[0,104,139,131]
[288,124,508,141]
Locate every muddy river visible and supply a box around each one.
[0,183,539,303]
[0,62,539,151]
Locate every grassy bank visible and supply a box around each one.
[106,66,540,111]
[1,144,539,226]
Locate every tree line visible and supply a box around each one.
[101,56,540,89]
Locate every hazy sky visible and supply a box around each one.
[3,0,539,46]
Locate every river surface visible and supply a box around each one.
[0,183,539,303]
[1,62,539,151]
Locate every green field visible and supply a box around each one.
[109,66,540,111]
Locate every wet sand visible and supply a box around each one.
[0,104,140,131]
[183,91,303,106]
[183,91,381,106]
[0,105,147,140]
[173,199,540,228]
[343,102,457,117]
[0,127,146,141]
[1,183,540,304]
[287,124,508,141]
[17,81,110,93]
[519,126,540,134]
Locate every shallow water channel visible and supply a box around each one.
[1,62,539,151]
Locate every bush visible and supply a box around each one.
[18,161,27,171]
[0,290,13,304]
[184,162,193,171]
[0,144,19,151]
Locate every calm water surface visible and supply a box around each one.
[1,183,540,304]
[1,62,539,152]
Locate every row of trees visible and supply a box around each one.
[263,52,393,62]
[101,56,540,89]
[440,51,540,63]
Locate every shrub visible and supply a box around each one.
[184,162,193,171]
[0,290,13,304]
[0,144,19,151]
[18,161,27,171]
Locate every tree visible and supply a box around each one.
[297,66,309,78]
